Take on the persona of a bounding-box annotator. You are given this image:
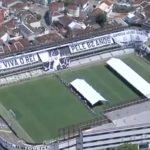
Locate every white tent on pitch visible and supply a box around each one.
[107,58,150,99]
[70,79,107,106]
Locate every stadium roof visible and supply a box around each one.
[70,79,107,105]
[107,58,150,98]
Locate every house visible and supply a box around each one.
[57,15,74,29]
[0,19,22,45]
[49,2,65,23]
[24,13,44,32]
[143,3,150,19]
[25,13,41,25]
[19,12,45,39]
[68,26,96,38]
[0,24,31,56]
[9,2,27,14]
[51,11,64,23]
[68,21,86,30]
[18,24,34,39]
[73,0,89,11]
[0,9,5,23]
[35,33,62,44]
[30,21,41,28]
[49,2,64,13]
[0,8,9,23]
[9,28,20,38]
[0,25,7,38]
[3,19,21,38]
[1,32,10,44]
[2,0,21,8]
[96,0,113,13]
[67,4,80,17]
[130,0,143,6]
[3,19,16,30]
[57,15,86,37]
[0,38,31,56]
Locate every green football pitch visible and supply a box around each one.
[0,54,150,143]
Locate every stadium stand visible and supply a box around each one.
[81,123,150,150]
[0,27,148,76]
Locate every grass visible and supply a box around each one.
[123,54,150,82]
[0,103,33,142]
[60,59,139,113]
[0,76,93,142]
[0,54,150,143]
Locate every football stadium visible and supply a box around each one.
[0,27,150,150]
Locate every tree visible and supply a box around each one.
[44,11,51,26]
[117,143,138,150]
[36,14,41,20]
[96,11,107,27]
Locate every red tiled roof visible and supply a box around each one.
[52,11,62,17]
[0,9,5,23]
[90,8,103,17]
[132,0,143,5]
[17,38,30,49]
[103,0,113,6]
[10,2,26,11]
[0,25,7,37]
[1,38,31,55]
[3,19,16,30]
[58,15,73,27]
[73,0,89,6]
[49,2,64,13]
[36,33,62,44]
[2,0,16,6]
[68,4,78,10]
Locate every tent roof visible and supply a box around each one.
[107,58,150,98]
[70,79,107,105]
